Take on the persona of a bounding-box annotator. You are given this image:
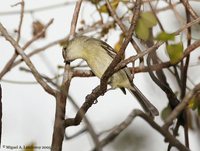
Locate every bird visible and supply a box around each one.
[62,36,159,116]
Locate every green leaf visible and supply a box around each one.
[99,0,119,13]
[90,0,101,4]
[99,4,108,13]
[166,42,184,64]
[140,12,157,28]
[135,12,158,41]
[189,95,200,115]
[135,19,149,41]
[189,96,198,110]
[161,105,172,122]
[155,32,175,41]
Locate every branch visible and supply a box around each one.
[174,16,200,35]
[13,0,25,43]
[100,0,141,89]
[0,0,25,79]
[163,83,200,128]
[0,19,54,79]
[0,23,56,96]
[92,109,189,151]
[68,95,102,150]
[23,19,54,49]
[71,62,171,78]
[65,128,87,140]
[51,0,83,151]
[105,0,143,57]
[64,0,142,128]
[115,41,163,72]
[181,0,199,19]
[115,16,200,72]
[69,0,83,38]
[11,18,116,72]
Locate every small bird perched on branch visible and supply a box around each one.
[62,36,159,116]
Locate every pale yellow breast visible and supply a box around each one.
[82,42,132,90]
[85,45,113,78]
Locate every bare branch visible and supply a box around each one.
[0,19,53,79]
[0,23,56,96]
[92,109,189,151]
[174,16,200,35]
[51,0,84,151]
[13,0,25,43]
[163,83,200,128]
[181,0,199,19]
[100,0,141,89]
[69,0,83,38]
[64,0,142,128]
[105,0,143,62]
[11,18,115,72]
[68,95,102,150]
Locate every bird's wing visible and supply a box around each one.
[96,39,117,58]
[100,39,132,95]
[124,67,133,84]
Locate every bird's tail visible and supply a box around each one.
[128,85,159,116]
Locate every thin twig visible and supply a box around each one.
[68,95,102,150]
[115,16,200,72]
[51,61,73,151]
[51,0,83,151]
[69,0,83,38]
[181,5,192,148]
[11,19,116,71]
[181,0,199,20]
[105,0,143,63]
[14,0,25,43]
[0,23,56,96]
[101,0,141,88]
[23,19,54,49]
[174,16,200,35]
[64,0,142,129]
[163,83,200,128]
[0,0,24,80]
[0,19,54,79]
[65,128,87,140]
[92,109,189,151]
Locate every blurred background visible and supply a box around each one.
[0,0,200,151]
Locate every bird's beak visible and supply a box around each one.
[64,60,71,64]
[63,58,71,64]
[62,51,71,64]
[63,57,76,64]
